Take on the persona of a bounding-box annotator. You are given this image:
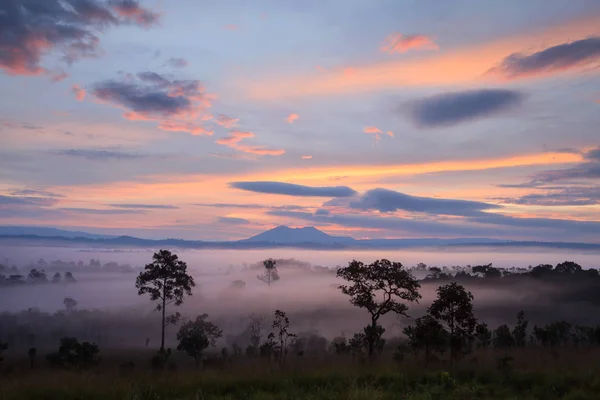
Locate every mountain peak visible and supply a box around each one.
[243,225,354,244]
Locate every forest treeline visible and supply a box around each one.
[2,250,600,373]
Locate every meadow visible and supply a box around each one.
[3,252,600,399]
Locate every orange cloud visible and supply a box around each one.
[287,113,299,124]
[302,155,313,159]
[364,126,382,134]
[217,131,285,156]
[243,15,600,99]
[364,126,393,142]
[158,121,213,136]
[72,84,86,101]
[214,114,239,129]
[381,33,439,54]
[254,151,585,183]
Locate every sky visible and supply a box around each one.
[1,0,599,242]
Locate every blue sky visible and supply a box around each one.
[1,0,599,241]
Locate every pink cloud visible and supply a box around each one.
[215,114,239,129]
[381,33,439,54]
[110,0,160,27]
[50,71,69,82]
[72,84,86,101]
[0,0,161,77]
[287,113,299,124]
[364,126,393,142]
[302,155,313,159]
[364,126,382,134]
[217,131,285,156]
[158,121,213,136]
[92,71,215,135]
[223,24,239,31]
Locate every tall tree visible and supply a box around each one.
[428,282,477,366]
[63,297,77,312]
[135,250,195,351]
[176,314,222,369]
[337,259,421,357]
[270,309,296,368]
[257,258,279,287]
[403,315,447,364]
[512,311,528,348]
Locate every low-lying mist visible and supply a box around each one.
[2,245,600,352]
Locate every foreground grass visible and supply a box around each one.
[2,367,600,400]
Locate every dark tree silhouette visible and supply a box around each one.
[28,347,37,369]
[176,314,222,369]
[403,315,447,364]
[513,311,528,347]
[63,297,77,312]
[555,261,582,275]
[52,272,61,284]
[493,325,515,349]
[475,323,492,349]
[135,250,195,351]
[46,337,99,370]
[0,342,7,364]
[270,309,296,368]
[472,263,502,279]
[428,282,477,366]
[257,258,279,286]
[247,313,265,353]
[337,259,421,358]
[65,272,76,283]
[27,269,47,284]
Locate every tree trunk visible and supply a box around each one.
[160,295,166,351]
[368,319,376,358]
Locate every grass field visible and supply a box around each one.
[2,348,600,399]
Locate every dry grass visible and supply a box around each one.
[2,347,600,399]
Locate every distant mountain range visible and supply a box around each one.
[0,225,598,250]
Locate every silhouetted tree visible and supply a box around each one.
[330,336,348,354]
[63,297,77,312]
[403,315,447,364]
[513,311,528,347]
[257,258,279,287]
[28,347,37,369]
[135,250,195,352]
[46,337,99,370]
[428,282,477,366]
[52,272,61,284]
[0,342,7,364]
[27,269,47,284]
[64,272,76,283]
[475,323,492,349]
[337,259,421,358]
[472,264,502,279]
[270,309,296,368]
[493,325,515,349]
[247,313,265,353]
[554,261,582,275]
[230,280,246,289]
[530,264,553,278]
[176,314,222,369]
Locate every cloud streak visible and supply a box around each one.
[229,181,358,197]
[381,33,439,54]
[109,204,179,209]
[164,57,189,68]
[407,89,524,127]
[491,37,600,79]
[55,149,145,160]
[216,131,284,156]
[287,113,299,124]
[92,71,214,135]
[0,0,160,76]
[345,188,501,216]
